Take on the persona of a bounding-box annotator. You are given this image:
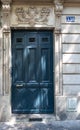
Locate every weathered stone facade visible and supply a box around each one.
[0,0,80,122]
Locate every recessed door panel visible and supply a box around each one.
[41,48,50,81]
[16,49,23,82]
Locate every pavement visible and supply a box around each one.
[0,120,80,130]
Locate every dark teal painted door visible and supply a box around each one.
[11,30,54,114]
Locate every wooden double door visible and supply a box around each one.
[11,30,54,114]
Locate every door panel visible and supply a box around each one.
[16,48,23,81]
[11,30,54,114]
[41,48,50,81]
[12,88,41,112]
[28,48,37,82]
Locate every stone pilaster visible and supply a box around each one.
[1,0,11,95]
[54,0,64,95]
[1,0,12,30]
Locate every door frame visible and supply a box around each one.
[11,28,55,115]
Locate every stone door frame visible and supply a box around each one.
[1,0,63,120]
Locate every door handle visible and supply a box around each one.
[16,84,23,87]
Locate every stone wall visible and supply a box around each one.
[0,0,80,122]
[56,6,80,120]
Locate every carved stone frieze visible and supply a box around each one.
[15,7,51,26]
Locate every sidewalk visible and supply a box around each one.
[0,120,80,130]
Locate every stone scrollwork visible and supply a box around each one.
[15,7,51,25]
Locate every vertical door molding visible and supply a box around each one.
[1,0,12,95]
[3,30,11,95]
[54,0,64,95]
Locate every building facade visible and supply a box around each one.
[0,0,80,122]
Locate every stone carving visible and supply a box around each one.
[54,3,63,16]
[1,0,12,4]
[1,0,11,15]
[54,0,64,34]
[2,4,10,14]
[1,0,11,30]
[54,0,63,16]
[15,7,51,25]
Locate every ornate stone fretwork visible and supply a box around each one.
[15,7,51,26]
[1,0,12,31]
